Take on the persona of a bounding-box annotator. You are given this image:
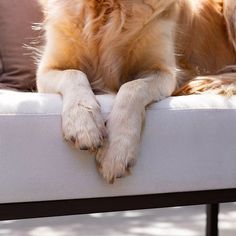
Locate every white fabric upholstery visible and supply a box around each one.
[0,89,236,204]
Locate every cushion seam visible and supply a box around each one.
[1,108,236,116]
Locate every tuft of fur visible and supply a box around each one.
[174,65,236,96]
[174,73,236,96]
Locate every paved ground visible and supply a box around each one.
[0,203,235,236]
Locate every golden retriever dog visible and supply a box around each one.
[37,0,236,183]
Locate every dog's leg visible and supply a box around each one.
[37,69,106,151]
[224,0,236,50]
[96,71,176,183]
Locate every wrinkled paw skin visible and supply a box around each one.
[62,103,107,151]
[96,136,138,184]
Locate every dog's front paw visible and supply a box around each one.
[95,124,139,183]
[62,101,106,151]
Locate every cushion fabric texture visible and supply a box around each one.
[0,0,42,91]
[0,90,236,203]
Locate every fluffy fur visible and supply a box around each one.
[174,0,236,95]
[37,0,236,183]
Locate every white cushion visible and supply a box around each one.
[0,89,236,203]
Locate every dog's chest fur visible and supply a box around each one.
[51,0,176,92]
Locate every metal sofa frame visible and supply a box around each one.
[1,188,236,236]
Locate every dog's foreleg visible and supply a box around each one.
[37,69,106,151]
[96,71,176,183]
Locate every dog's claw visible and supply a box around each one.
[70,136,76,144]
[127,159,136,169]
[109,177,115,184]
[80,145,89,151]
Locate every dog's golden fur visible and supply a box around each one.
[175,0,236,95]
[37,0,236,182]
[38,0,177,92]
[38,0,236,93]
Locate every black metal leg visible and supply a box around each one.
[206,203,219,236]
